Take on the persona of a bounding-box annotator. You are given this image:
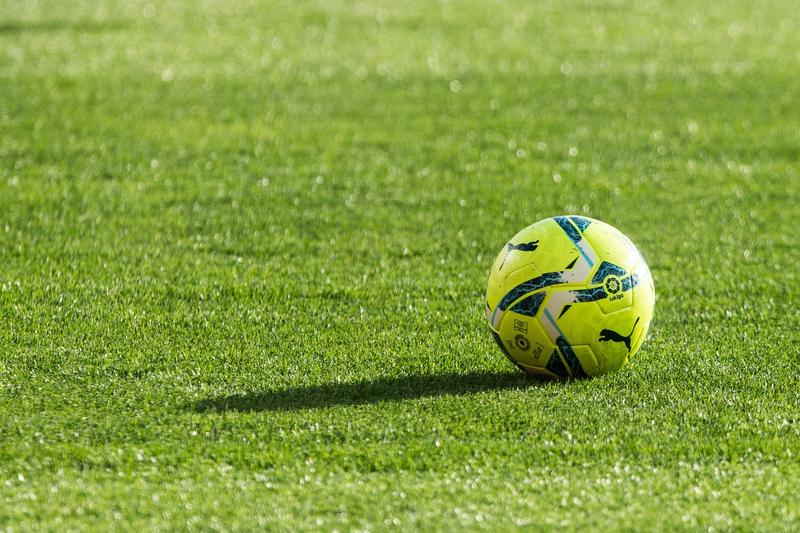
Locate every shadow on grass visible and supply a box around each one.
[0,19,128,34]
[194,370,547,413]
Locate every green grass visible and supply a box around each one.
[2,0,800,529]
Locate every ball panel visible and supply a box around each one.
[487,262,543,310]
[591,312,643,373]
[516,360,560,378]
[496,308,553,370]
[541,292,606,347]
[487,218,584,305]
[570,345,599,376]
[593,267,635,315]
[544,349,570,378]
[522,220,584,279]
[582,218,643,273]
[488,222,545,275]
[628,319,651,362]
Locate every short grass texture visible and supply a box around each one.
[2,0,800,530]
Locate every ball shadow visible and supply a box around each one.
[193,370,549,413]
[0,19,128,34]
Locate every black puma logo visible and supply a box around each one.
[499,240,539,270]
[598,317,640,352]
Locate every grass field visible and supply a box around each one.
[2,0,800,530]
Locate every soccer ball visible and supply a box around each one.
[485,216,655,378]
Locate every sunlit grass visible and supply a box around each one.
[1,0,799,529]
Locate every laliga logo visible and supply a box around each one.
[604,275,624,301]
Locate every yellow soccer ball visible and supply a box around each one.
[485,216,655,378]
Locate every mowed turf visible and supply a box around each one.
[2,0,800,529]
